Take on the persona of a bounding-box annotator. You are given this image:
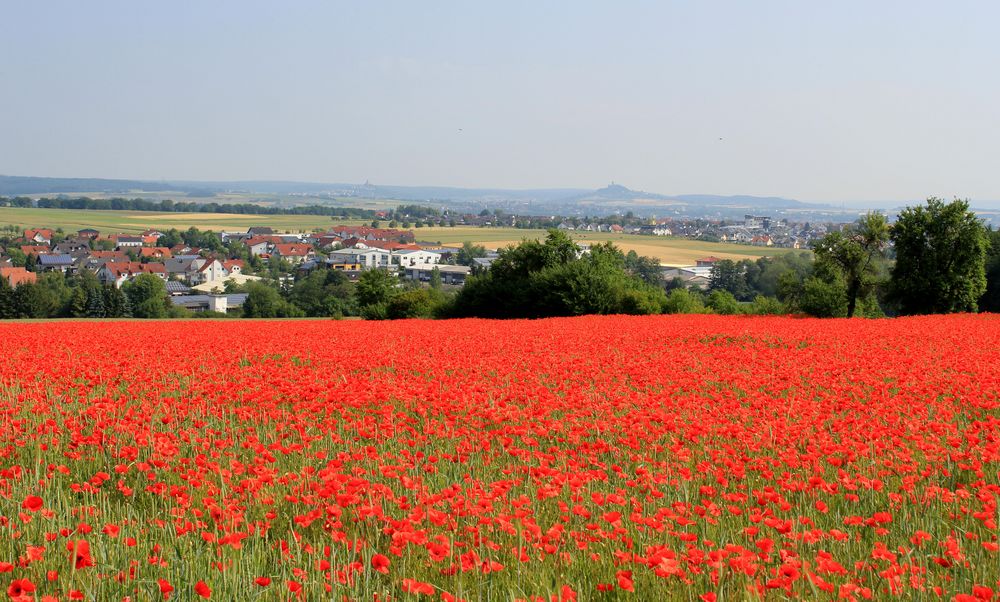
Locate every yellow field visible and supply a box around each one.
[417,227,797,266]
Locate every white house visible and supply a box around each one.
[391,249,441,267]
[195,259,227,284]
[327,248,392,269]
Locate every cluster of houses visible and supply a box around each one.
[1,226,476,309]
[557,215,827,249]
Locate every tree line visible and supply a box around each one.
[1,196,378,218]
[706,198,998,317]
[1,197,997,320]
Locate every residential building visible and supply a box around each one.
[0,267,37,287]
[392,249,441,267]
[24,229,54,244]
[272,244,314,265]
[115,236,144,249]
[326,248,392,269]
[97,262,168,287]
[37,254,75,273]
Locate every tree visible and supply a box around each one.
[11,282,59,318]
[288,269,353,317]
[889,198,988,314]
[242,282,304,318]
[980,228,1000,313]
[662,289,706,314]
[123,274,171,318]
[709,259,751,300]
[355,269,398,310]
[455,241,487,266]
[798,276,848,318]
[0,277,15,319]
[428,267,442,290]
[706,289,743,315]
[450,233,666,318]
[103,286,132,318]
[385,288,446,319]
[811,212,889,317]
[85,287,106,318]
[623,250,662,286]
[6,248,26,268]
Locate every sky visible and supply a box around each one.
[1,1,999,204]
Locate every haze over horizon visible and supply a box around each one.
[2,1,998,205]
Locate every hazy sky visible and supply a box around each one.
[2,1,998,202]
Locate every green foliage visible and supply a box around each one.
[449,232,666,318]
[753,252,813,298]
[428,267,443,290]
[103,285,132,318]
[811,212,889,317]
[355,269,399,313]
[981,228,1000,313]
[889,198,988,314]
[709,259,752,301]
[624,250,662,286]
[662,288,706,314]
[242,282,304,318]
[747,295,786,315]
[288,269,354,317]
[6,248,26,267]
[799,276,848,318]
[385,288,447,319]
[706,289,743,315]
[0,277,14,319]
[123,274,170,319]
[455,241,488,266]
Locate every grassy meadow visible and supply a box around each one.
[0,206,367,234]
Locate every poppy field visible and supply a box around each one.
[1,315,1000,601]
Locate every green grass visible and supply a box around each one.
[0,207,368,234]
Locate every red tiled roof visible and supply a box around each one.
[102,261,166,277]
[90,251,128,260]
[273,244,312,257]
[20,245,51,256]
[0,267,36,287]
[139,247,172,259]
[24,229,54,241]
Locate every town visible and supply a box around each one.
[0,211,827,313]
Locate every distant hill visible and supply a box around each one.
[0,174,825,212]
[0,175,197,196]
[672,194,815,208]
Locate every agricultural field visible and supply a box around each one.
[0,207,367,234]
[420,227,798,266]
[1,315,999,600]
[1,206,795,265]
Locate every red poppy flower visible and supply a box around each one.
[67,540,93,570]
[194,580,211,598]
[371,553,391,574]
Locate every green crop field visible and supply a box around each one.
[0,207,367,234]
